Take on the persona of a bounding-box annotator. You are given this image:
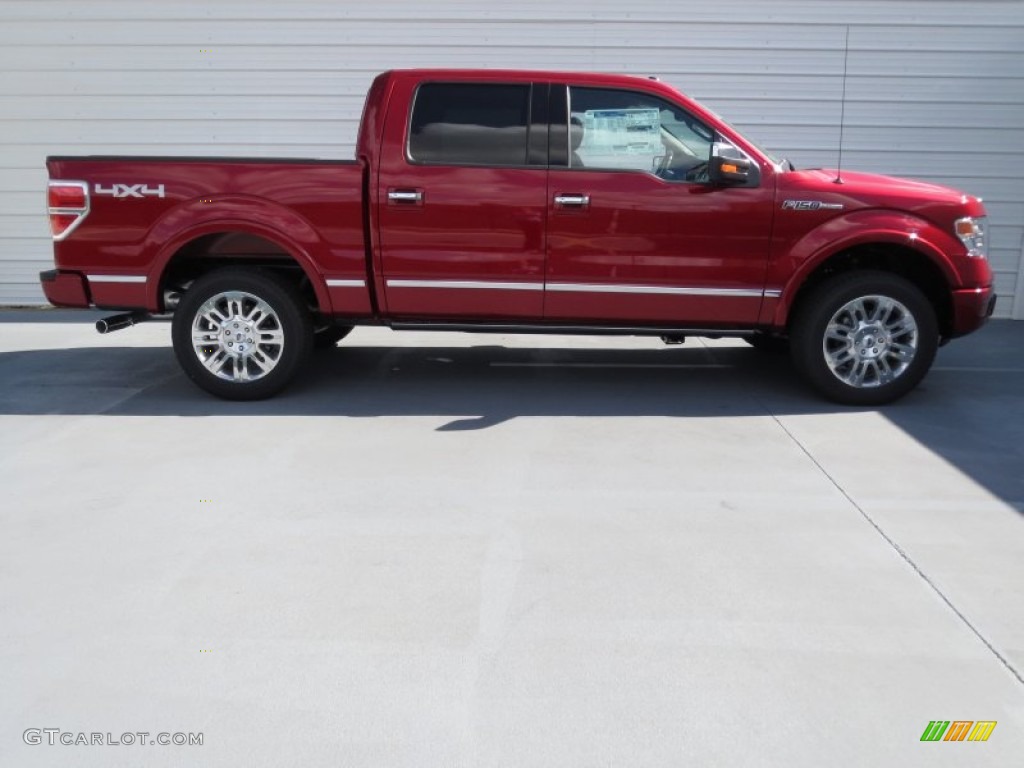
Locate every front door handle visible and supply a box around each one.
[388,189,424,205]
[554,194,590,208]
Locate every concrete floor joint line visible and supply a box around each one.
[769,411,1024,688]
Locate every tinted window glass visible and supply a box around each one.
[410,83,531,166]
[568,86,714,182]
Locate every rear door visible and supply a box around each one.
[376,79,549,319]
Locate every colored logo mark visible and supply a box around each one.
[920,720,996,742]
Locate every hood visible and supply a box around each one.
[779,168,985,222]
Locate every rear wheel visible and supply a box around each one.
[790,271,938,405]
[172,268,312,400]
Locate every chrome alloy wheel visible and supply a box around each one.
[190,291,285,382]
[822,294,919,388]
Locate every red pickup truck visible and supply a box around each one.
[42,69,995,404]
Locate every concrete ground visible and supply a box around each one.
[1,310,1022,767]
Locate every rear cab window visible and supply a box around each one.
[408,83,532,166]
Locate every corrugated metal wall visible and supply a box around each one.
[1,0,1022,317]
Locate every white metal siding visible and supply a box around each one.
[1,0,1021,317]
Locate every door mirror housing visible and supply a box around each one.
[709,155,753,185]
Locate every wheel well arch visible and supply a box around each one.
[157,231,326,314]
[784,243,954,338]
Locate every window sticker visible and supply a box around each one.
[580,108,662,163]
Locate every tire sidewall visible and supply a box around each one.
[791,271,939,405]
[172,268,312,400]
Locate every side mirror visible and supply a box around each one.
[709,155,752,185]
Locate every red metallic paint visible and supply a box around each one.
[144,212,334,313]
[763,168,992,327]
[326,284,374,318]
[950,286,997,336]
[544,169,774,325]
[374,74,547,319]
[46,158,367,314]
[40,270,90,308]
[374,165,548,317]
[44,69,993,340]
[89,281,148,310]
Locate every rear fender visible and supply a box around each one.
[142,195,331,312]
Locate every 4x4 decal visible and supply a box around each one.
[94,183,165,199]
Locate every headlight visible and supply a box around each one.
[954,216,988,259]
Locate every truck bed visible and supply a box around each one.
[45,155,370,316]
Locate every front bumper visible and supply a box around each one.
[40,269,91,308]
[949,285,996,337]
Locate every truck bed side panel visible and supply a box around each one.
[46,157,370,316]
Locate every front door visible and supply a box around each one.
[544,85,775,327]
[377,80,548,319]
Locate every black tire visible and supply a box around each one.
[790,271,938,405]
[744,333,789,355]
[172,268,313,400]
[313,323,354,349]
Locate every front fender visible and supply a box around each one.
[141,195,332,312]
[768,209,963,325]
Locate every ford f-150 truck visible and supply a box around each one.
[41,69,995,404]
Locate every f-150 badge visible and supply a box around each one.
[782,200,844,211]
[94,183,165,199]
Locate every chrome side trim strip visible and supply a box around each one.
[86,274,147,284]
[387,279,544,291]
[546,282,764,298]
[326,279,366,288]
[384,278,776,298]
[763,289,783,298]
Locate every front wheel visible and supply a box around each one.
[172,268,313,400]
[790,271,939,405]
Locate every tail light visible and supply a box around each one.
[47,180,90,241]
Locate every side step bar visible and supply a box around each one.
[389,321,757,338]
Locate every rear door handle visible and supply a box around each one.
[554,193,590,208]
[388,189,424,205]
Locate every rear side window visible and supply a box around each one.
[409,83,531,166]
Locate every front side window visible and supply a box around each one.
[409,83,530,166]
[568,86,715,182]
